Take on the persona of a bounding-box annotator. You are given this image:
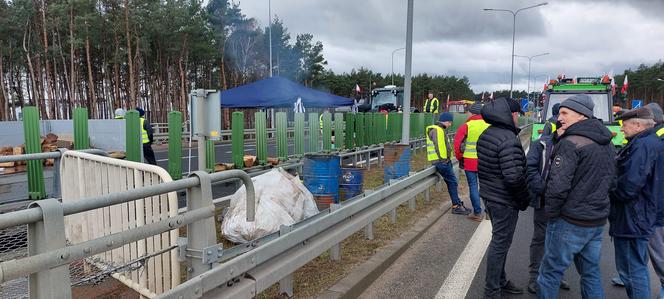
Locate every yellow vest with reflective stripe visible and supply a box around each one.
[140,117,149,144]
[426,125,447,161]
[319,114,323,129]
[424,98,439,113]
[463,119,490,159]
[657,127,664,137]
[114,116,124,119]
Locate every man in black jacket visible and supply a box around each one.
[537,94,615,299]
[477,98,529,298]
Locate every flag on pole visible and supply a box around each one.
[621,75,629,95]
[489,92,494,100]
[609,70,617,96]
[447,94,450,101]
[481,93,485,100]
[355,84,361,93]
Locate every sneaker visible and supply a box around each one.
[560,278,570,290]
[468,213,483,222]
[501,280,523,294]
[527,280,538,294]
[611,276,625,287]
[452,204,472,215]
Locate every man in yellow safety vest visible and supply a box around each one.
[423,92,440,113]
[114,108,125,119]
[454,102,490,221]
[427,112,472,215]
[136,107,156,165]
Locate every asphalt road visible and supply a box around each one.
[360,201,661,299]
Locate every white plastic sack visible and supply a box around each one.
[222,168,319,243]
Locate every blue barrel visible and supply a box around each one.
[339,167,365,200]
[384,144,411,183]
[303,154,341,202]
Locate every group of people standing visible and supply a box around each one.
[425,95,664,299]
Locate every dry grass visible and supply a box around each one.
[255,150,471,298]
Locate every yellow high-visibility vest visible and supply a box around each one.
[114,116,124,119]
[424,98,440,113]
[426,125,447,161]
[657,127,664,137]
[463,119,490,159]
[140,117,149,144]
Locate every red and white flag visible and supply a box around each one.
[355,84,361,93]
[489,92,494,100]
[447,94,451,101]
[609,71,617,95]
[543,76,549,91]
[481,93,485,100]
[621,75,629,94]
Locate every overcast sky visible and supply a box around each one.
[238,0,664,93]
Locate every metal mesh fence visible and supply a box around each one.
[0,224,28,299]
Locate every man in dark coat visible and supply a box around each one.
[525,123,570,294]
[477,97,529,298]
[537,94,616,299]
[610,106,664,299]
[646,102,664,299]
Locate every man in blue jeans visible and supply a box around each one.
[537,95,616,299]
[610,107,664,299]
[426,113,471,215]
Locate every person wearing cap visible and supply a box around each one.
[525,121,570,294]
[136,107,157,165]
[646,102,664,299]
[453,102,489,222]
[537,94,616,298]
[423,92,440,113]
[426,113,471,215]
[610,106,664,299]
[114,108,125,119]
[477,98,530,297]
[542,103,560,136]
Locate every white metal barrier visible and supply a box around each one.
[60,151,180,297]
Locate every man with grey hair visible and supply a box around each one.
[610,106,664,299]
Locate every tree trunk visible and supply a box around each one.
[69,4,77,107]
[0,53,7,121]
[39,0,55,119]
[84,21,97,118]
[23,24,40,109]
[124,0,136,108]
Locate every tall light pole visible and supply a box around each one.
[514,52,549,101]
[484,2,548,98]
[401,0,413,144]
[268,0,273,77]
[391,47,405,85]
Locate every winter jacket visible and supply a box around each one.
[657,124,664,227]
[454,114,486,171]
[477,98,530,210]
[544,118,615,227]
[526,132,557,208]
[610,127,664,237]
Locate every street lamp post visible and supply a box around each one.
[484,2,548,98]
[268,0,273,77]
[514,52,549,101]
[391,47,405,85]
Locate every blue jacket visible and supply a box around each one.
[609,127,664,238]
[526,133,556,208]
[656,124,664,227]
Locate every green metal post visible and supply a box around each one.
[410,113,417,139]
[167,111,183,180]
[418,113,425,137]
[308,112,319,152]
[355,113,365,147]
[322,112,332,151]
[231,112,245,169]
[365,113,374,145]
[205,140,215,172]
[255,111,268,165]
[294,113,305,156]
[22,107,45,199]
[276,112,288,160]
[125,110,141,162]
[73,108,89,150]
[334,112,345,149]
[396,112,403,142]
[344,113,354,149]
[388,112,398,141]
[373,113,383,144]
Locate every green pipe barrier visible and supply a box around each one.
[22,107,45,199]
[167,111,183,179]
[344,113,354,149]
[294,113,305,156]
[355,113,365,147]
[322,112,332,151]
[205,139,216,172]
[125,110,141,162]
[276,112,288,160]
[334,112,344,149]
[73,108,89,150]
[308,112,319,152]
[255,111,268,165]
[232,112,245,168]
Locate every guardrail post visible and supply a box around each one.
[390,208,397,223]
[365,151,371,170]
[276,112,288,160]
[185,171,218,278]
[344,113,354,149]
[329,204,341,261]
[322,112,332,151]
[378,147,383,167]
[27,198,71,298]
[168,111,183,179]
[23,106,46,199]
[355,113,365,147]
[334,112,344,149]
[294,113,305,156]
[125,110,141,162]
[52,148,67,198]
[364,222,374,240]
[424,188,431,202]
[73,107,89,149]
[308,112,319,152]
[232,112,245,168]
[278,225,294,297]
[256,111,268,165]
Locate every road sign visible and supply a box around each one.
[521,99,529,112]
[631,99,642,109]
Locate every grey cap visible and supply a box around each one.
[646,103,663,124]
[560,94,594,118]
[469,102,482,114]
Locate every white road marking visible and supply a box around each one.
[435,219,493,299]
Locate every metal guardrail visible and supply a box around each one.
[0,169,256,298]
